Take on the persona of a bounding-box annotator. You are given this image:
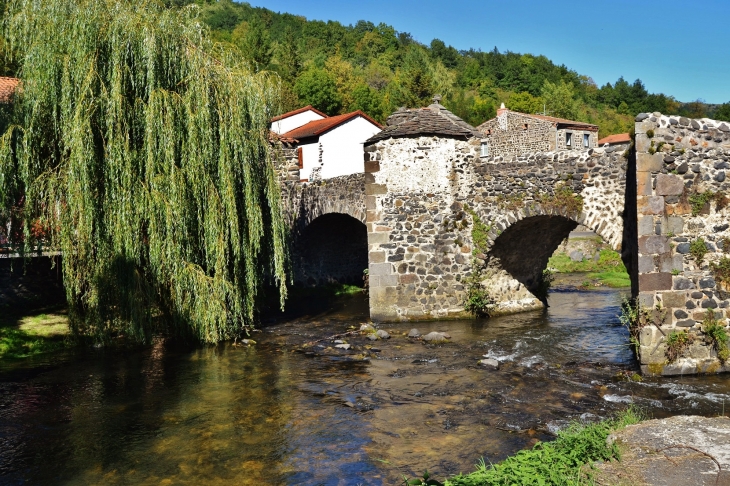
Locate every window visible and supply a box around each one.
[583,133,590,148]
[565,132,572,147]
[480,142,489,157]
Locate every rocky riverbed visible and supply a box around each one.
[2,287,730,484]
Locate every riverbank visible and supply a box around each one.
[446,407,644,485]
[548,235,631,289]
[0,307,71,359]
[442,412,730,486]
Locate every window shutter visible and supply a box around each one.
[297,147,303,169]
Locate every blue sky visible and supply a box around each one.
[246,0,730,104]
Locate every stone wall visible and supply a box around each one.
[279,173,366,232]
[479,111,555,157]
[554,128,599,151]
[634,113,730,375]
[364,135,631,321]
[478,111,599,157]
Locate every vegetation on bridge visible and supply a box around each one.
[0,0,288,344]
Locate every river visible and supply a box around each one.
[1,281,729,485]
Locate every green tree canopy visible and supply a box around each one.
[542,79,578,120]
[0,0,287,344]
[294,66,342,114]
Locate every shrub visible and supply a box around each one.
[689,238,708,263]
[463,275,494,318]
[702,310,729,363]
[711,256,730,288]
[665,330,694,362]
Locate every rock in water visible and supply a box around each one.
[479,358,499,369]
[375,330,390,339]
[407,328,421,338]
[422,332,450,343]
[360,323,375,332]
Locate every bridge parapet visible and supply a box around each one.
[634,113,730,375]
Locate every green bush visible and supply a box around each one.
[702,310,729,363]
[665,330,694,362]
[689,238,708,263]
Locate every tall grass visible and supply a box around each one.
[446,407,644,486]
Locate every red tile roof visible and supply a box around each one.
[269,131,298,145]
[0,77,20,103]
[598,133,631,145]
[271,105,328,122]
[280,111,382,140]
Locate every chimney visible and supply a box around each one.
[497,102,507,117]
[432,94,442,105]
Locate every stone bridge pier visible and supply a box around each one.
[362,134,634,320]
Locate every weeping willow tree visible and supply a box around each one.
[0,0,288,343]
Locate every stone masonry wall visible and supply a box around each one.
[278,173,366,232]
[555,128,599,151]
[634,113,730,375]
[480,112,555,157]
[365,135,631,321]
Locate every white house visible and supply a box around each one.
[270,105,327,135]
[280,110,382,181]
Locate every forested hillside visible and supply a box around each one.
[4,0,729,135]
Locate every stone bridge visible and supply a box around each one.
[276,112,730,376]
[362,135,633,321]
[277,155,367,285]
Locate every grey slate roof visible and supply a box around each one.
[365,102,482,144]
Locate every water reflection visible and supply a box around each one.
[1,286,729,485]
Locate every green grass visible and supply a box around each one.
[549,248,630,288]
[549,249,627,274]
[446,407,644,486]
[0,310,71,360]
[585,271,632,289]
[286,283,365,300]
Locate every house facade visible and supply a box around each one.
[279,111,381,181]
[270,105,327,136]
[477,104,598,158]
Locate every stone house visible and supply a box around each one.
[279,110,382,181]
[477,104,598,158]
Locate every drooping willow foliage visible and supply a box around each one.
[0,0,288,343]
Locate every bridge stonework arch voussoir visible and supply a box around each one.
[280,173,366,233]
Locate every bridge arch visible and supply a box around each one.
[291,212,367,286]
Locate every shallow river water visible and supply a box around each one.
[2,281,730,485]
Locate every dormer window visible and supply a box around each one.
[583,133,590,148]
[480,142,490,157]
[565,132,572,147]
